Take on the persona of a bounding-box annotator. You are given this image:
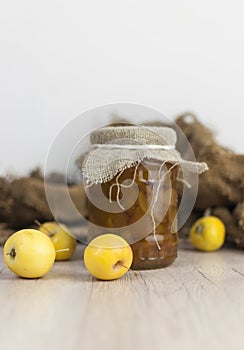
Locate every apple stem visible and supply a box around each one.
[120,263,130,270]
[34,219,42,227]
[34,219,56,237]
[203,208,211,217]
[55,248,70,253]
[117,262,140,276]
[114,261,130,270]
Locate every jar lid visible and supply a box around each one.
[90,126,177,146]
[81,126,208,185]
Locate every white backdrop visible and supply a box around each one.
[0,0,244,176]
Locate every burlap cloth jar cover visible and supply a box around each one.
[82,126,208,185]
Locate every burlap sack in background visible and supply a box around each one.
[0,171,88,245]
[176,113,244,248]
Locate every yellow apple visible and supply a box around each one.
[190,216,226,252]
[38,222,77,260]
[4,229,55,278]
[84,234,133,280]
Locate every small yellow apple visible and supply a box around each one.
[38,222,77,260]
[190,216,226,252]
[4,229,56,278]
[84,234,133,280]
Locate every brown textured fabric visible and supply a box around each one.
[0,173,88,245]
[0,223,14,246]
[176,113,244,248]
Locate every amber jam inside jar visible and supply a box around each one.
[88,159,178,270]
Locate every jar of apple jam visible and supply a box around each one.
[81,126,185,270]
[81,125,207,269]
[87,159,178,270]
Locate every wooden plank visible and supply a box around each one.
[0,245,243,350]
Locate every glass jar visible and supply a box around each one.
[87,159,178,270]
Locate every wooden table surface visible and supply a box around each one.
[0,244,244,350]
